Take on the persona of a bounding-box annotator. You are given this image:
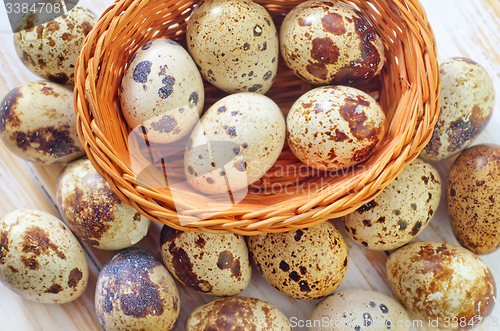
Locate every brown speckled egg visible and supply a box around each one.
[14,5,97,85]
[287,86,386,170]
[95,248,180,331]
[343,159,441,250]
[187,0,279,94]
[420,58,495,161]
[184,92,285,194]
[280,0,384,86]
[0,209,88,304]
[309,289,410,331]
[447,144,500,255]
[56,158,150,250]
[247,222,348,300]
[120,38,204,143]
[387,241,496,330]
[0,81,85,164]
[185,296,292,330]
[159,225,251,296]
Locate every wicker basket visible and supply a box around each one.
[74,0,440,234]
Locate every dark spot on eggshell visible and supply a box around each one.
[327,148,336,159]
[167,241,212,292]
[99,248,165,318]
[357,200,378,213]
[398,220,407,230]
[422,176,429,184]
[253,25,262,36]
[234,160,247,172]
[217,250,241,278]
[0,231,9,264]
[260,42,267,51]
[68,268,83,289]
[206,177,214,184]
[386,320,392,329]
[263,71,272,81]
[411,221,422,236]
[0,87,22,133]
[344,257,348,267]
[306,63,328,80]
[446,105,492,153]
[411,203,417,211]
[243,43,250,51]
[279,261,290,272]
[150,115,178,134]
[188,91,199,108]
[248,84,263,92]
[377,217,385,223]
[47,72,70,84]
[299,280,311,292]
[363,313,373,326]
[79,21,93,36]
[22,226,66,265]
[294,229,304,241]
[46,20,60,33]
[450,188,456,197]
[158,75,175,99]
[218,106,227,113]
[195,236,206,249]
[227,127,237,136]
[369,301,376,308]
[142,40,153,50]
[311,37,339,64]
[133,60,152,84]
[354,326,361,331]
[361,241,368,247]
[21,51,36,68]
[380,304,389,313]
[363,219,372,227]
[233,147,241,155]
[322,13,346,35]
[21,256,40,270]
[45,284,63,294]
[36,25,44,39]
[159,225,181,248]
[289,271,301,282]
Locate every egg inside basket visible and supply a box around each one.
[74,0,440,234]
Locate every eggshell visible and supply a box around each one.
[184,92,285,194]
[308,289,410,331]
[280,0,384,86]
[343,159,441,250]
[386,241,496,330]
[187,0,279,94]
[185,296,292,330]
[56,158,150,250]
[159,225,251,296]
[287,85,386,170]
[420,58,495,161]
[120,38,204,143]
[447,144,500,254]
[0,209,88,304]
[95,248,180,331]
[14,5,97,85]
[247,222,348,300]
[0,81,85,164]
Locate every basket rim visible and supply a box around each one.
[74,0,440,234]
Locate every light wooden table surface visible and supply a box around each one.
[0,0,499,330]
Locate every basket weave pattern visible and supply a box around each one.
[74,0,440,234]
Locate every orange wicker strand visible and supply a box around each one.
[75,0,440,234]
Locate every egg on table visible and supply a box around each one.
[95,248,180,331]
[280,0,384,86]
[185,296,292,330]
[447,144,500,254]
[387,241,496,330]
[0,209,88,304]
[287,85,386,170]
[247,221,348,300]
[0,81,85,164]
[159,225,251,296]
[343,159,441,250]
[184,92,286,194]
[187,0,279,94]
[308,289,410,331]
[420,58,495,161]
[14,5,97,85]
[120,38,204,143]
[56,158,150,250]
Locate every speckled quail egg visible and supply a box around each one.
[308,289,410,331]
[0,209,88,304]
[187,0,279,94]
[56,158,150,250]
[14,5,97,85]
[343,159,441,250]
[95,248,180,331]
[159,225,251,296]
[420,58,495,161]
[287,85,386,170]
[0,81,85,164]
[280,0,384,86]
[120,38,204,143]
[184,92,286,194]
[247,221,348,300]
[185,296,292,330]
[387,241,496,330]
[447,144,500,255]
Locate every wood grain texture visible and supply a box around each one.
[0,0,499,330]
